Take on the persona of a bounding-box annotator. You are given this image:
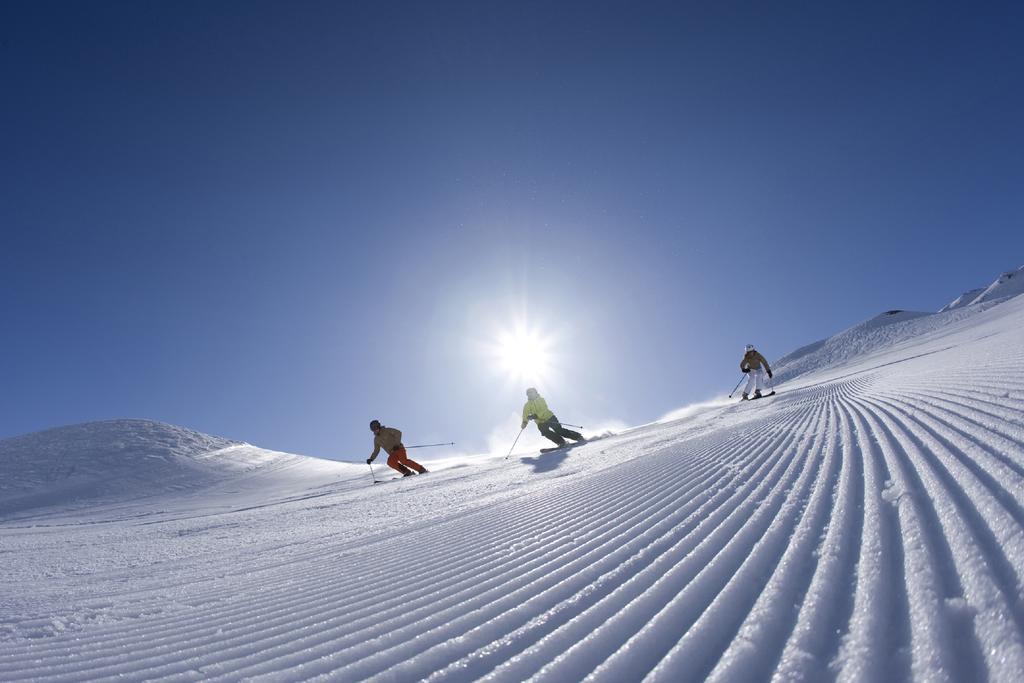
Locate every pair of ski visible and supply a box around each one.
[539,441,587,454]
[373,473,427,484]
[741,391,776,402]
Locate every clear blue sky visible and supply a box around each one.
[3,1,1022,460]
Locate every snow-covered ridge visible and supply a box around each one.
[776,264,1024,383]
[775,309,932,382]
[0,419,342,518]
[972,264,1024,305]
[941,264,1024,311]
[938,287,986,313]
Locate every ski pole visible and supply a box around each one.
[368,462,377,484]
[728,375,746,398]
[505,427,525,459]
[405,441,455,449]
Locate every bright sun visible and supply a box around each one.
[494,327,553,384]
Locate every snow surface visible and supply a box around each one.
[3,285,1024,681]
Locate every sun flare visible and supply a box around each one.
[494,327,553,384]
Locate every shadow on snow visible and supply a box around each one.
[519,448,570,473]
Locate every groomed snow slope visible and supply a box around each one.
[2,298,1024,681]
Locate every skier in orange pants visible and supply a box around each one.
[367,419,427,476]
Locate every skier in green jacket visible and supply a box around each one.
[521,387,585,448]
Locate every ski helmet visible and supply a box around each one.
[369,419,381,431]
[745,344,755,352]
[526,387,538,398]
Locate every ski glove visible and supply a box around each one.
[520,421,528,429]
[742,368,750,373]
[767,370,773,379]
[366,457,374,465]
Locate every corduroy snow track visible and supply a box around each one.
[2,296,1024,682]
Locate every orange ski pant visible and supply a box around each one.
[387,446,426,474]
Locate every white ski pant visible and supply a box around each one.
[744,368,766,395]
